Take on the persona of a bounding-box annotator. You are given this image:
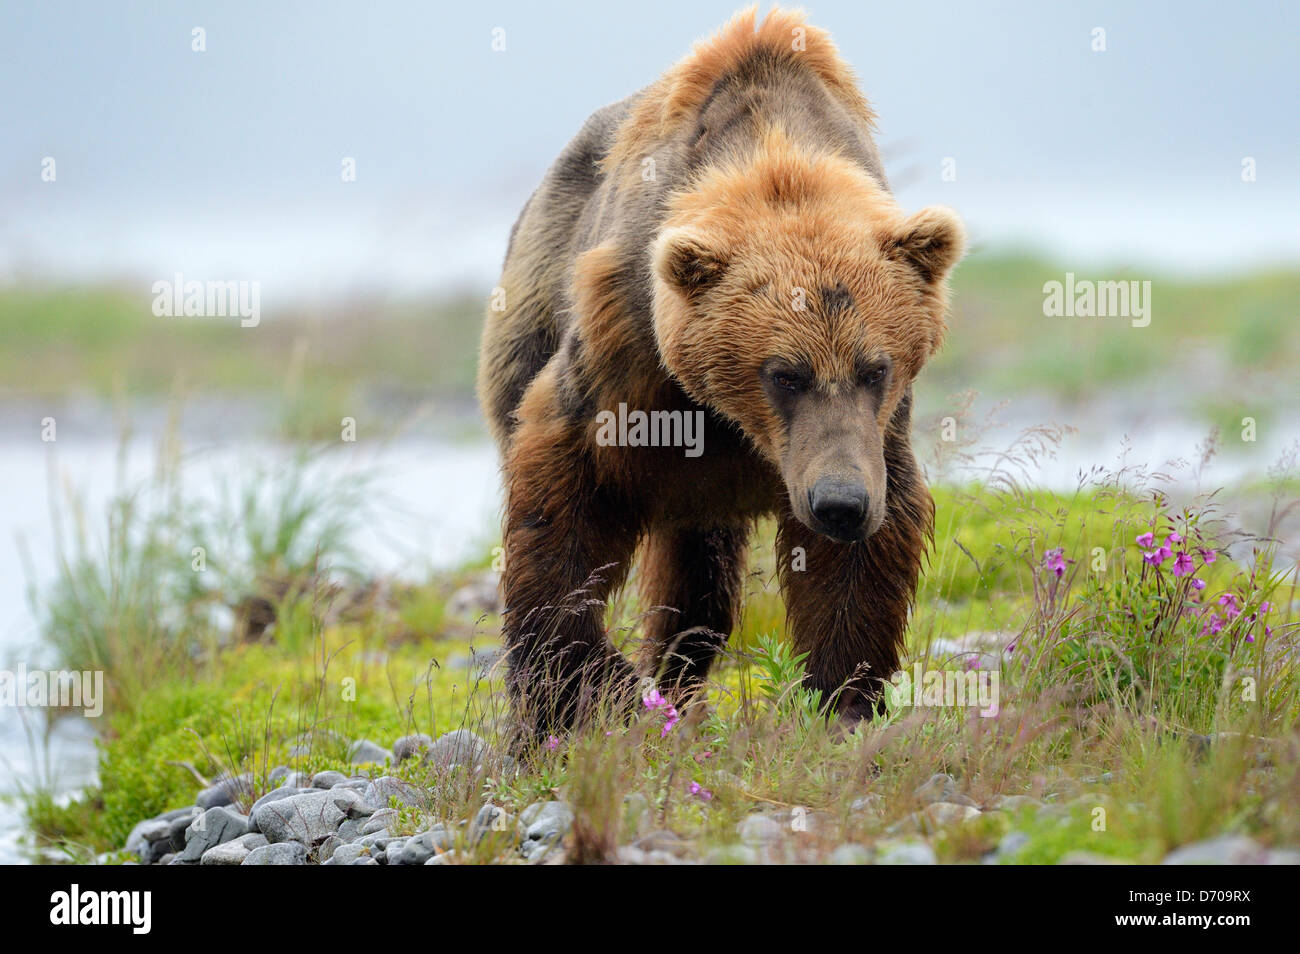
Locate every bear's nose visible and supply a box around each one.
[809,478,869,540]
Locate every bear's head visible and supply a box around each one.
[651,133,964,541]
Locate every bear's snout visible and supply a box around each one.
[809,476,871,541]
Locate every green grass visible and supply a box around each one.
[22,438,1300,864]
[5,256,1298,417]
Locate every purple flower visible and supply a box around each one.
[1042,547,1068,578]
[1202,613,1225,636]
[1217,593,1241,619]
[1172,551,1195,578]
[1191,578,1207,591]
[643,686,680,736]
[1136,531,1155,547]
[1143,545,1172,567]
[1168,531,1183,544]
[643,688,668,710]
[1199,548,1217,564]
[688,781,713,802]
[545,735,560,751]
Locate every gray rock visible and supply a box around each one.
[361,776,422,812]
[923,802,981,827]
[737,813,782,845]
[337,818,363,842]
[267,765,293,785]
[314,834,344,862]
[196,773,252,810]
[1162,835,1270,865]
[392,733,433,764]
[425,729,491,771]
[358,808,400,836]
[278,772,311,789]
[828,844,872,865]
[249,787,306,819]
[470,805,511,843]
[519,800,574,847]
[348,739,390,767]
[243,842,309,865]
[995,831,1031,861]
[877,841,938,865]
[240,833,269,850]
[328,843,373,865]
[397,827,453,865]
[179,806,249,862]
[355,832,399,850]
[253,789,360,845]
[200,841,252,865]
[988,795,1043,813]
[124,817,173,859]
[426,849,461,865]
[915,773,958,805]
[311,770,348,789]
[383,838,408,865]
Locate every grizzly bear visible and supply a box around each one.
[478,7,964,738]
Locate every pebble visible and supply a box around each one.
[915,773,958,805]
[243,842,309,865]
[392,733,433,764]
[877,841,937,865]
[179,806,249,862]
[348,739,390,767]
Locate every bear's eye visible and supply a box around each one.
[859,361,891,388]
[771,370,808,393]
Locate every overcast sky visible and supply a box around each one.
[2,0,1297,304]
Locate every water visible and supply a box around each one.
[0,435,504,863]
[1,401,1295,862]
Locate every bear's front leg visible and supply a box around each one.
[775,480,932,723]
[501,376,643,740]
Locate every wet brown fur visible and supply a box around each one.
[478,7,965,736]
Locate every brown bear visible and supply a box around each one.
[478,7,964,738]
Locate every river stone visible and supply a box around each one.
[348,739,390,766]
[328,843,373,865]
[196,773,252,810]
[311,770,348,789]
[267,765,293,784]
[362,776,422,811]
[253,789,358,845]
[877,841,938,865]
[359,808,400,836]
[200,840,252,865]
[1162,835,1270,865]
[923,802,981,827]
[425,729,490,770]
[398,827,452,865]
[828,844,872,865]
[471,804,510,843]
[988,795,1043,813]
[915,773,958,805]
[737,813,782,845]
[393,733,433,763]
[519,801,574,844]
[247,787,307,832]
[243,842,309,865]
[383,838,408,865]
[179,806,249,862]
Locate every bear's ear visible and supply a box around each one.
[653,228,728,297]
[883,206,966,285]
